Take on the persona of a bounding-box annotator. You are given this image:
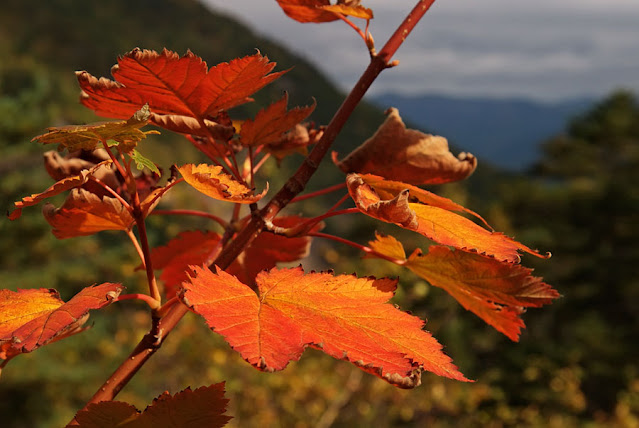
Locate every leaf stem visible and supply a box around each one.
[115,293,161,309]
[309,232,407,266]
[289,182,347,203]
[126,229,146,266]
[151,209,229,229]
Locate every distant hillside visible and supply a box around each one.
[371,93,593,170]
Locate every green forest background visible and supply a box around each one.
[1,0,638,426]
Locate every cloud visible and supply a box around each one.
[205,0,639,100]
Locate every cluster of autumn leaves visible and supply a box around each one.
[2,46,559,393]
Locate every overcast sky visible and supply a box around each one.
[205,0,639,102]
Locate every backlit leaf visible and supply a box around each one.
[0,283,123,356]
[276,0,373,23]
[178,163,268,204]
[75,384,231,428]
[32,105,157,153]
[347,173,548,262]
[334,108,476,185]
[43,188,134,239]
[368,234,560,341]
[77,49,285,135]
[239,93,316,147]
[181,266,469,388]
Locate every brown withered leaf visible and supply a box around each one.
[335,108,476,185]
[266,123,324,161]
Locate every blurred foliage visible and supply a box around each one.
[1,0,638,427]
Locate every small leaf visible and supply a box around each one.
[276,0,340,23]
[0,283,123,356]
[43,188,134,239]
[178,163,268,204]
[368,234,560,341]
[8,160,112,220]
[32,105,157,153]
[130,149,159,174]
[240,93,316,147]
[334,108,476,185]
[321,3,373,20]
[75,383,231,428]
[181,266,469,388]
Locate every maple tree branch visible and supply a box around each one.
[72,2,437,419]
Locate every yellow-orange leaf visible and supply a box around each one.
[32,105,157,153]
[321,4,373,20]
[181,266,469,388]
[8,160,112,220]
[368,234,560,341]
[347,173,548,262]
[43,188,134,239]
[0,283,123,356]
[334,108,476,185]
[240,93,316,147]
[178,164,268,204]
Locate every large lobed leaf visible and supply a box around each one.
[181,266,469,388]
[75,383,231,428]
[0,283,123,358]
[368,234,560,341]
[77,49,285,136]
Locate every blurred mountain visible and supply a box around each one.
[371,93,593,170]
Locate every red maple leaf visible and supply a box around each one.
[181,266,470,389]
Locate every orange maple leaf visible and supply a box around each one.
[0,283,123,358]
[43,188,134,239]
[368,234,560,341]
[239,93,316,147]
[178,163,268,204]
[347,173,549,262]
[334,108,477,185]
[74,384,231,428]
[181,266,470,388]
[77,49,285,136]
[276,0,373,23]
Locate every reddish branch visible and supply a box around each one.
[70,0,438,421]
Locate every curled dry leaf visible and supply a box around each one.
[239,93,316,147]
[77,49,285,136]
[334,108,476,185]
[181,266,469,388]
[75,383,231,428]
[0,283,123,358]
[368,233,560,341]
[32,105,158,153]
[347,173,549,262]
[43,188,134,239]
[265,122,324,161]
[178,163,268,204]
